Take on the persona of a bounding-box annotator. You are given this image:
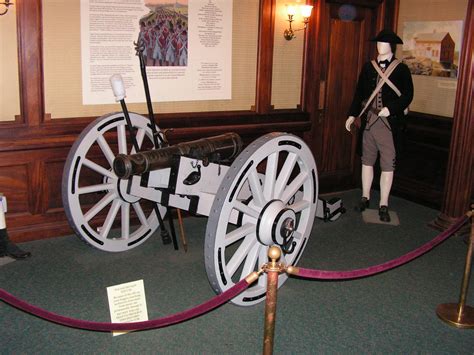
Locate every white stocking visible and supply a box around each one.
[380,171,394,207]
[361,164,374,200]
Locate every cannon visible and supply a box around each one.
[62,44,319,306]
[113,133,243,179]
[62,115,318,305]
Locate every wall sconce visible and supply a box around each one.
[284,3,313,41]
[0,0,13,16]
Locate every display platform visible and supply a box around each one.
[362,209,400,226]
[0,256,15,267]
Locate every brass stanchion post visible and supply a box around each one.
[436,209,474,328]
[262,246,284,355]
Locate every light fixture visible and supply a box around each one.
[284,3,313,41]
[0,0,13,16]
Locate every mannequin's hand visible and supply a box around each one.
[345,116,355,132]
[379,107,390,117]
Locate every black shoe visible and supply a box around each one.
[355,197,370,212]
[1,242,31,259]
[379,206,391,223]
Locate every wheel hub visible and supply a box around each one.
[117,178,140,203]
[257,200,296,247]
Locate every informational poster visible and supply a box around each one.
[81,0,232,104]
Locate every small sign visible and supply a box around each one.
[107,280,148,336]
[437,80,457,90]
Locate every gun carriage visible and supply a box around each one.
[62,42,320,306]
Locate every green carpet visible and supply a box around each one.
[1,189,473,354]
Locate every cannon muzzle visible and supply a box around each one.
[113,133,243,179]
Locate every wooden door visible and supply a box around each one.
[304,0,391,191]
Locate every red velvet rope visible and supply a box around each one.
[0,279,250,332]
[1,215,469,331]
[292,214,469,280]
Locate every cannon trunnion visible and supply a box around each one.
[62,112,318,306]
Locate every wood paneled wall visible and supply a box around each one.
[2,0,472,242]
[1,0,310,242]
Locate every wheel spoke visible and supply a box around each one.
[77,183,114,195]
[248,169,265,207]
[225,223,255,246]
[96,135,116,168]
[130,128,146,154]
[258,273,267,288]
[132,202,149,228]
[121,202,130,239]
[227,234,257,277]
[290,199,310,213]
[240,243,260,280]
[263,152,278,200]
[274,152,297,199]
[84,192,116,222]
[117,124,127,154]
[233,200,260,219]
[82,158,116,179]
[258,244,268,269]
[257,245,268,288]
[280,253,289,266]
[257,245,269,287]
[100,199,121,238]
[280,171,309,204]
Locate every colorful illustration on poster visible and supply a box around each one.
[139,0,189,67]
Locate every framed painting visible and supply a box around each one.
[402,20,464,78]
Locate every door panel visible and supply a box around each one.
[324,18,362,172]
[305,0,384,191]
[322,3,375,176]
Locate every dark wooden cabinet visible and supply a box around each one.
[392,113,452,209]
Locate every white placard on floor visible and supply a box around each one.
[107,279,148,336]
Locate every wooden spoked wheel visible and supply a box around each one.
[204,133,318,306]
[62,112,163,252]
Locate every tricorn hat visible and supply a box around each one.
[370,29,403,44]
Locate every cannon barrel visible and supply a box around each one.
[113,133,243,179]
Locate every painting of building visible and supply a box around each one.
[402,21,463,78]
[413,32,455,64]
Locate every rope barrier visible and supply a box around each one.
[287,213,470,280]
[0,213,470,335]
[0,276,255,332]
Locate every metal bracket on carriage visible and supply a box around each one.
[183,161,201,185]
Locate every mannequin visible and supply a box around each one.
[345,29,413,222]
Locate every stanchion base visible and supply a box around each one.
[436,303,474,329]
